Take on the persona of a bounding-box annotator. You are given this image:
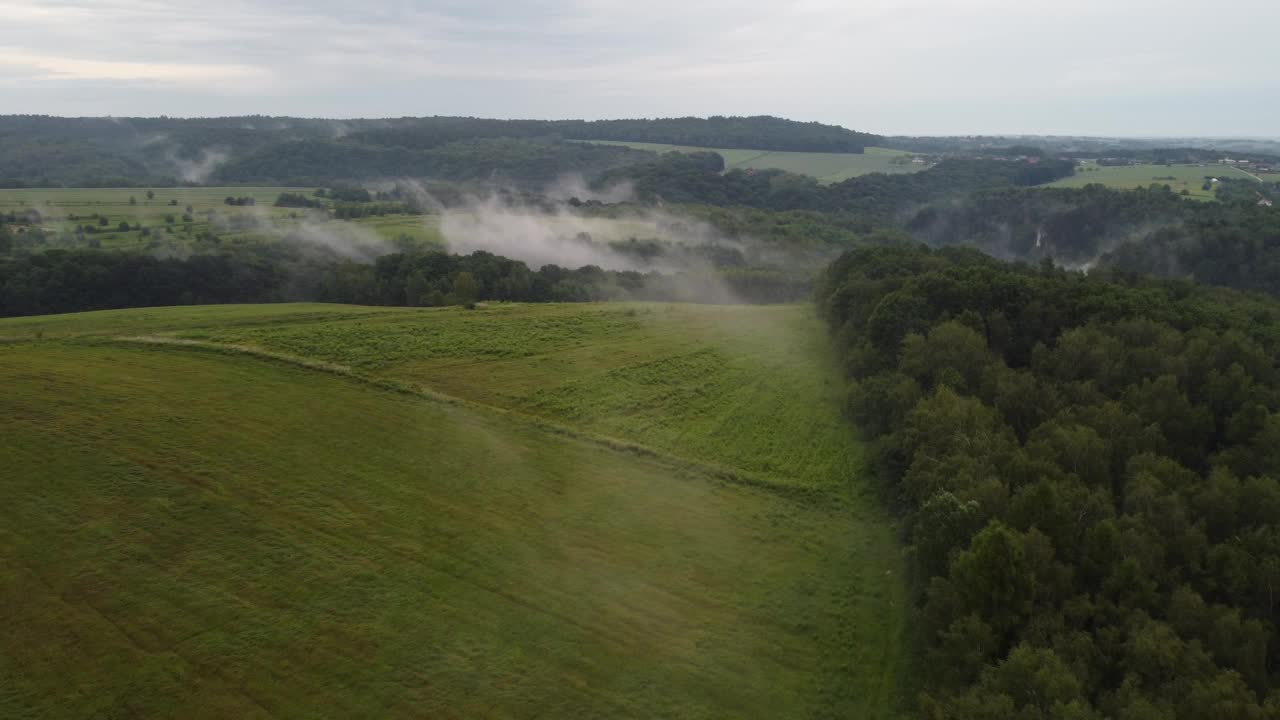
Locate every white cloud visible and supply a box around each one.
[0,49,265,82]
[0,0,1275,135]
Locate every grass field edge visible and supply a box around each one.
[97,335,842,505]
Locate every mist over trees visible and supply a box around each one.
[0,242,812,317]
[598,152,1076,222]
[906,182,1280,294]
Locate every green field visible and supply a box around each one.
[574,141,928,183]
[0,187,735,255]
[0,302,907,718]
[0,187,446,253]
[1046,161,1261,199]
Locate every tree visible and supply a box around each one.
[452,271,478,307]
[950,522,1034,635]
[128,196,137,205]
[146,190,155,200]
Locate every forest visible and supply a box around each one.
[210,137,656,187]
[906,182,1280,294]
[816,244,1280,717]
[0,238,811,318]
[0,115,879,187]
[597,152,1076,223]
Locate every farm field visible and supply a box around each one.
[0,188,722,256]
[0,302,907,719]
[0,187,445,253]
[573,140,927,183]
[1046,161,1261,199]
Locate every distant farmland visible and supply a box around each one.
[573,140,929,183]
[0,187,445,253]
[1045,161,1262,199]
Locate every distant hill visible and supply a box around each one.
[0,115,881,187]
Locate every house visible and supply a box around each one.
[1261,198,1275,208]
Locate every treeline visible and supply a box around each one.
[318,252,809,306]
[0,114,879,186]
[349,115,881,153]
[1068,147,1280,166]
[0,245,811,317]
[817,244,1280,718]
[597,152,1075,223]
[211,138,654,186]
[0,247,296,316]
[879,134,1280,164]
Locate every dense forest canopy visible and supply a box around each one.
[817,244,1280,718]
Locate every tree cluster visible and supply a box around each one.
[274,192,323,209]
[817,244,1280,718]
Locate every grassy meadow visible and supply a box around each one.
[0,302,907,718]
[573,141,928,183]
[1046,161,1261,199]
[0,186,446,253]
[0,187,729,255]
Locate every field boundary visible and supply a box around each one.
[104,335,836,504]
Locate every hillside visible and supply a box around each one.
[0,115,880,187]
[1045,160,1264,199]
[0,302,907,718]
[575,141,927,183]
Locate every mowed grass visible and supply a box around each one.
[573,140,927,183]
[1046,161,1261,199]
[0,302,907,719]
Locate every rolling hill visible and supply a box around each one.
[1044,160,1262,199]
[0,302,907,719]
[575,140,928,183]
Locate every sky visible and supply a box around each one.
[1,0,1277,137]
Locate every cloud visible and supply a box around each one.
[0,0,1277,136]
[0,49,265,82]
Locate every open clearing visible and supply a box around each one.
[0,187,446,252]
[1045,161,1261,199]
[0,188,716,255]
[573,141,927,183]
[0,302,906,719]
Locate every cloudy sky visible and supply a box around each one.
[1,0,1277,136]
